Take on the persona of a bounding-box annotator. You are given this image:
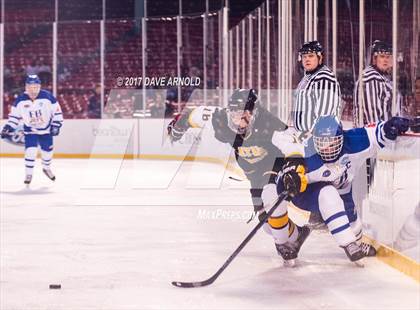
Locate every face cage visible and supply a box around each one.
[313,135,344,161]
[227,109,255,135]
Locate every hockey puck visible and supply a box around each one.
[49,284,61,289]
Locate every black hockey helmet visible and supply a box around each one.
[227,88,259,112]
[227,89,259,135]
[371,40,392,57]
[298,41,324,61]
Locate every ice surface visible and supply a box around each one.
[1,158,419,310]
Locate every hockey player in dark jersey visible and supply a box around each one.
[167,89,310,262]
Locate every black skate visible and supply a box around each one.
[43,169,56,181]
[24,175,32,185]
[342,242,365,262]
[292,225,311,254]
[308,212,327,230]
[361,242,377,257]
[275,242,298,260]
[275,225,311,261]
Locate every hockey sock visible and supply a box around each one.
[268,200,291,244]
[288,220,298,243]
[25,147,37,176]
[41,149,53,170]
[350,217,363,243]
[318,185,356,246]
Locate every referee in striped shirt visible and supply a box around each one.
[293,41,342,135]
[353,40,400,126]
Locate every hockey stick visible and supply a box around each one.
[172,191,288,288]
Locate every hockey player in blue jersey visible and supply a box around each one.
[273,115,409,262]
[1,75,64,185]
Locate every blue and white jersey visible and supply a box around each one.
[6,90,63,135]
[302,122,392,195]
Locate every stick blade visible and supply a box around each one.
[171,280,211,288]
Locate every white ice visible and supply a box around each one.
[1,158,419,310]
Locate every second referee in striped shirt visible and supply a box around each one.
[353,40,401,126]
[292,41,342,135]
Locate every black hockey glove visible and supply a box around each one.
[167,109,191,143]
[51,125,60,136]
[383,117,409,141]
[211,108,235,143]
[281,158,307,197]
[1,124,14,139]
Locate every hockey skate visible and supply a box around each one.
[43,168,56,181]
[341,241,365,263]
[360,242,377,257]
[308,212,328,231]
[24,175,32,185]
[275,225,311,265]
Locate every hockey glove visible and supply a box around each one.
[167,108,191,143]
[1,124,14,139]
[211,108,235,143]
[383,117,409,141]
[167,117,186,142]
[281,158,307,197]
[50,125,60,136]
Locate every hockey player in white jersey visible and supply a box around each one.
[274,115,409,262]
[1,75,63,185]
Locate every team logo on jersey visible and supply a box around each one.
[237,146,268,164]
[322,170,331,177]
[29,110,44,126]
[24,104,30,108]
[2,124,25,146]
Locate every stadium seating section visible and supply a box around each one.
[2,0,415,120]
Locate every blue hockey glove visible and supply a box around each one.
[51,125,60,136]
[383,117,409,140]
[1,124,14,139]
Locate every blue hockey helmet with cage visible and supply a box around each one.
[313,116,344,162]
[298,41,324,61]
[25,74,41,85]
